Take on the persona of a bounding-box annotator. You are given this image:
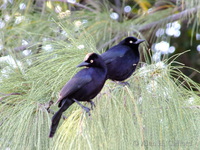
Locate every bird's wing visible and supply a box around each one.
[101,45,128,64]
[56,73,92,104]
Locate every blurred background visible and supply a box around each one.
[0,0,199,82]
[0,1,200,149]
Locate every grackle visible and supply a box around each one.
[49,53,107,137]
[101,36,144,82]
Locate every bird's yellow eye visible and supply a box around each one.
[129,40,133,43]
[90,59,94,63]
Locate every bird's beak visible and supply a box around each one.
[136,39,145,44]
[77,61,90,68]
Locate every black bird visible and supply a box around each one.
[49,53,107,138]
[101,36,144,82]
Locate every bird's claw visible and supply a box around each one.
[73,99,91,116]
[117,81,130,87]
[89,101,96,110]
[112,80,130,86]
[83,106,91,116]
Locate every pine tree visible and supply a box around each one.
[0,0,200,149]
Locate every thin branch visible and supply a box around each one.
[188,71,197,79]
[114,0,121,8]
[0,93,20,106]
[43,0,96,12]
[113,0,122,15]
[97,35,121,51]
[48,108,68,119]
[139,6,200,32]
[42,100,68,119]
[0,101,16,106]
[14,45,31,52]
[0,93,21,101]
[43,100,54,110]
[184,106,200,109]
[99,6,200,50]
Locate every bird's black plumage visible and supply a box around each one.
[49,53,107,138]
[101,36,144,81]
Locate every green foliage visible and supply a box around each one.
[0,0,200,149]
[1,23,200,149]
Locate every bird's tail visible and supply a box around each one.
[49,99,74,138]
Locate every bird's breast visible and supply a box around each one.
[73,69,106,101]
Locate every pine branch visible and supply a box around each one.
[139,6,200,32]
[43,100,68,120]
[97,35,121,51]
[0,93,21,106]
[14,45,31,52]
[184,106,200,109]
[0,93,21,101]
[99,6,200,50]
[48,108,68,119]
[114,0,121,8]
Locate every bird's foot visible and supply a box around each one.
[117,81,130,87]
[73,99,91,116]
[82,106,91,116]
[89,101,96,110]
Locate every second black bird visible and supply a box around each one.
[49,53,107,138]
[101,36,144,82]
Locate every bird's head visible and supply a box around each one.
[77,53,106,69]
[121,36,145,47]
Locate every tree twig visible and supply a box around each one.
[183,105,200,109]
[48,108,68,119]
[139,6,200,32]
[43,100,68,119]
[97,35,121,51]
[99,6,200,50]
[14,45,31,52]
[0,93,21,106]
[0,93,21,101]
